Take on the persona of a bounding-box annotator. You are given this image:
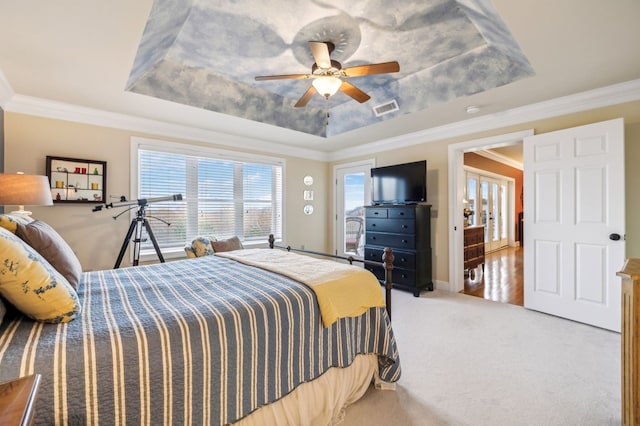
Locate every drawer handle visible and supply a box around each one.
[402,225,408,229]
[401,258,407,262]
[374,212,380,215]
[401,273,407,278]
[372,236,377,240]
[402,239,408,243]
[372,224,376,227]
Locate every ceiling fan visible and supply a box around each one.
[254,41,400,108]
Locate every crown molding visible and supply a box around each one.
[2,72,639,163]
[474,150,523,170]
[328,78,640,161]
[2,93,331,161]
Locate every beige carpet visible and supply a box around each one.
[342,290,620,426]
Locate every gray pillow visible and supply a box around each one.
[16,220,83,290]
[212,236,243,253]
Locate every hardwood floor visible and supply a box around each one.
[462,246,523,306]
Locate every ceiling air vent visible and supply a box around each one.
[373,99,399,117]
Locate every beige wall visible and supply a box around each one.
[4,113,328,270]
[4,100,640,281]
[330,101,640,287]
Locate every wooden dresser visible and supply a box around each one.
[463,225,485,279]
[364,204,433,297]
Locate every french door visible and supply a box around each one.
[480,176,508,252]
[334,160,374,258]
[466,170,509,253]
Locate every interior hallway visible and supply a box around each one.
[462,246,523,306]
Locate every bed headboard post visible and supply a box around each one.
[268,234,275,249]
[382,247,394,319]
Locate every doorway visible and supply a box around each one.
[448,130,532,303]
[334,159,374,258]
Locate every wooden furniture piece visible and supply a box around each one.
[617,259,640,426]
[0,374,41,426]
[46,155,107,203]
[364,204,433,297]
[464,225,485,279]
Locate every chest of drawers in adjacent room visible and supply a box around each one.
[364,204,433,296]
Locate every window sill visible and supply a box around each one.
[137,238,280,263]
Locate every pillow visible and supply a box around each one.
[190,236,216,257]
[212,236,243,253]
[16,220,83,290]
[0,227,81,323]
[0,213,34,234]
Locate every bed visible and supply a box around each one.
[0,218,400,425]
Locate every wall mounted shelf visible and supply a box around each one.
[46,156,107,203]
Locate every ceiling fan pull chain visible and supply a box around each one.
[325,95,330,126]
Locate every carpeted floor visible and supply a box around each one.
[342,290,620,426]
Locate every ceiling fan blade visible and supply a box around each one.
[343,61,400,77]
[255,73,309,81]
[308,41,332,69]
[294,85,317,108]
[340,81,371,103]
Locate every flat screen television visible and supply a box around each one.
[371,160,427,205]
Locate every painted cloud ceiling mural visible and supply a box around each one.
[126,0,534,138]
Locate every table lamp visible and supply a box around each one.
[0,172,53,215]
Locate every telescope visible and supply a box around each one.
[92,194,183,212]
[92,193,183,268]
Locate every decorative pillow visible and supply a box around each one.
[212,236,243,253]
[0,213,34,234]
[190,236,216,257]
[0,227,81,323]
[16,220,83,290]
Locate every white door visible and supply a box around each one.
[480,176,508,252]
[523,118,625,332]
[334,161,374,258]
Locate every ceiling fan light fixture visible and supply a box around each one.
[312,76,342,97]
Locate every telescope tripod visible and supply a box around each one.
[114,204,166,269]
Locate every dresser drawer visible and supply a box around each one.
[388,208,415,219]
[365,247,416,269]
[365,264,416,287]
[365,232,415,250]
[366,218,415,234]
[366,208,388,219]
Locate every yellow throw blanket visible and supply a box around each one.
[215,249,385,327]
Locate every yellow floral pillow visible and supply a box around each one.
[0,213,34,234]
[190,236,216,257]
[0,227,81,323]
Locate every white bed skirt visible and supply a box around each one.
[235,354,379,425]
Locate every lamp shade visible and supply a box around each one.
[312,76,343,97]
[0,173,53,213]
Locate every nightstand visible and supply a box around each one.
[0,374,41,425]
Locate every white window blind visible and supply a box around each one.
[135,143,283,256]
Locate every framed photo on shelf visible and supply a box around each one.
[46,156,107,204]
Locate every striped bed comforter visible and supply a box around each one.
[0,254,400,425]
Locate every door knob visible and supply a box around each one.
[609,233,621,241]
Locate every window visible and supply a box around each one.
[133,138,283,258]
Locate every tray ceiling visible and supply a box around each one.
[126,0,534,138]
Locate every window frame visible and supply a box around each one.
[131,137,286,262]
